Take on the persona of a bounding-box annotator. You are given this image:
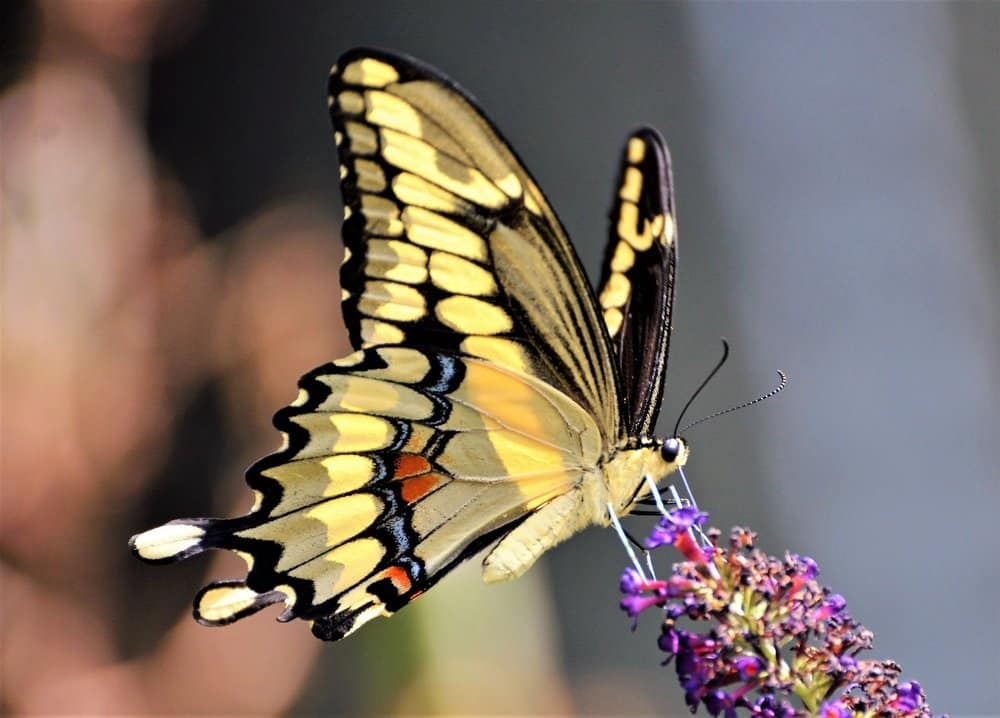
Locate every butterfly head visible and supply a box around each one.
[605,437,690,517]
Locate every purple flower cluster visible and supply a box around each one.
[620,510,944,717]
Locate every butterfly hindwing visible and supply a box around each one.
[597,128,677,438]
[132,345,603,640]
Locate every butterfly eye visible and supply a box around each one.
[661,438,681,463]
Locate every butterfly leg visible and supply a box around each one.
[606,503,649,580]
[615,521,657,578]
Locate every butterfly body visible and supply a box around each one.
[131,48,686,641]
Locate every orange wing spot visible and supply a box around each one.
[382,565,412,594]
[399,472,442,503]
[393,453,432,479]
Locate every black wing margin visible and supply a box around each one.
[596,128,677,440]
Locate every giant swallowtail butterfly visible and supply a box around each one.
[131,47,688,641]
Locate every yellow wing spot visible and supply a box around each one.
[365,89,423,138]
[627,136,646,163]
[337,90,365,115]
[341,57,399,88]
[197,585,263,624]
[650,213,665,242]
[523,191,543,216]
[327,94,335,108]
[460,336,529,373]
[599,271,631,309]
[360,194,404,236]
[305,493,384,551]
[343,205,352,220]
[339,164,348,179]
[293,537,386,604]
[345,121,378,155]
[353,158,386,192]
[343,245,352,263]
[262,454,377,514]
[495,172,523,199]
[435,295,512,335]
[403,206,488,261]
[392,172,472,215]
[341,288,350,302]
[334,130,343,145]
[332,349,367,367]
[617,202,654,251]
[358,280,426,322]
[321,454,375,490]
[291,388,310,407]
[428,251,498,296]
[619,166,643,203]
[326,413,396,452]
[379,128,508,209]
[324,375,409,414]
[360,318,406,345]
[610,239,635,273]
[367,346,432,383]
[603,307,624,338]
[366,238,428,284]
[286,412,392,456]
[239,492,385,572]
[319,374,435,419]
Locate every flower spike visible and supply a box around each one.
[619,507,946,717]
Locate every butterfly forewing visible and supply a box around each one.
[597,128,677,439]
[331,48,622,438]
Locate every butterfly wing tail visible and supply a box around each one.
[130,517,227,564]
[193,580,289,626]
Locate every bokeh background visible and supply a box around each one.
[2,1,997,715]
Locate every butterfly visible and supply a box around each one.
[130,47,688,641]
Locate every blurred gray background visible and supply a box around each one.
[4,1,996,715]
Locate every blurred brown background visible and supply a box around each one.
[1,1,997,715]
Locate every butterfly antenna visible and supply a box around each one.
[672,339,730,437]
[679,370,788,435]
